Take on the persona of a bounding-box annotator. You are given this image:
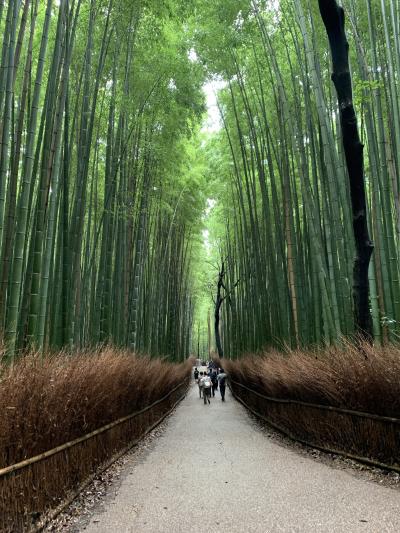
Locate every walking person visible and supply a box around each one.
[217,368,227,402]
[211,370,218,397]
[194,367,199,382]
[201,372,212,405]
[198,371,204,398]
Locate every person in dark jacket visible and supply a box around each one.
[210,370,218,397]
[217,369,227,401]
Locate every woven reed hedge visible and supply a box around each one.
[0,350,191,532]
[226,342,400,470]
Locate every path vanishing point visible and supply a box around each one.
[76,384,400,533]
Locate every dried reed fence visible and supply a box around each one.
[0,350,191,532]
[226,342,400,472]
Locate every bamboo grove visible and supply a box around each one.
[0,0,206,362]
[1,0,399,363]
[194,0,400,355]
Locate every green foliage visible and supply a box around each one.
[189,0,400,355]
[1,0,399,361]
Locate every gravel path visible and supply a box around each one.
[78,384,400,533]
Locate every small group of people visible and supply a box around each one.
[194,364,227,405]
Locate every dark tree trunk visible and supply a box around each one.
[318,0,374,341]
[214,261,225,358]
[215,298,224,358]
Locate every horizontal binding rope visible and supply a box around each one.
[231,385,400,474]
[0,379,188,479]
[230,379,400,424]
[32,381,189,533]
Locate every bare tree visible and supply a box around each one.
[213,260,239,358]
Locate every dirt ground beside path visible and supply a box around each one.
[72,384,400,533]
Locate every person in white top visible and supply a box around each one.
[201,372,212,405]
[198,372,204,398]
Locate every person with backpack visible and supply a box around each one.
[198,371,204,398]
[217,368,227,402]
[201,372,212,405]
[194,367,199,382]
[210,370,218,397]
